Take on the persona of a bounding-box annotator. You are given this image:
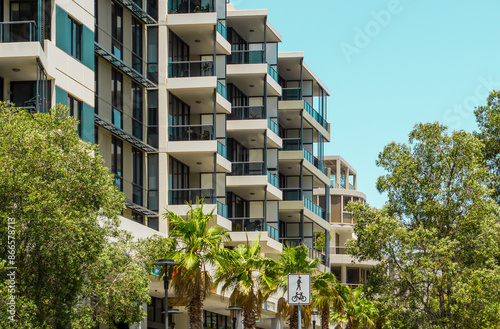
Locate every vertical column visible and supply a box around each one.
[341,265,347,284]
[346,167,350,189]
[336,159,341,188]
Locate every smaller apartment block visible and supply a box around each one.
[315,155,377,288]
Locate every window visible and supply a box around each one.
[148,153,159,212]
[68,95,82,136]
[132,17,143,73]
[69,17,82,60]
[112,69,123,128]
[111,1,123,59]
[111,136,123,191]
[147,216,158,231]
[132,147,143,205]
[147,90,158,148]
[132,211,144,224]
[132,82,143,140]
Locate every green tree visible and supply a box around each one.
[0,104,150,328]
[164,200,231,329]
[276,244,319,329]
[215,237,277,329]
[311,272,345,329]
[347,122,500,328]
[475,90,500,205]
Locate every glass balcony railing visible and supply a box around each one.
[267,64,278,82]
[304,101,328,129]
[229,217,279,242]
[217,20,227,39]
[267,118,279,135]
[169,188,215,205]
[0,21,38,43]
[331,180,339,188]
[169,124,214,141]
[303,196,326,219]
[168,60,214,77]
[230,161,264,176]
[282,188,301,201]
[282,138,301,151]
[217,80,227,99]
[281,88,301,101]
[267,171,279,188]
[228,105,265,120]
[217,141,227,158]
[303,149,327,175]
[169,0,214,13]
[349,183,355,190]
[228,49,264,64]
[217,201,228,218]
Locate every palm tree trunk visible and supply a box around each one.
[289,306,299,329]
[187,287,203,329]
[243,309,256,329]
[321,306,329,329]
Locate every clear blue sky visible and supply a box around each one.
[236,0,500,208]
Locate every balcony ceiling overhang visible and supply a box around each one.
[278,52,330,96]
[227,11,282,43]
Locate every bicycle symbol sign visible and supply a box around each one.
[287,274,311,305]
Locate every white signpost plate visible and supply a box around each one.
[287,273,311,305]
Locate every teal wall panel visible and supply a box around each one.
[55,6,70,54]
[82,26,95,70]
[55,86,68,106]
[81,103,95,144]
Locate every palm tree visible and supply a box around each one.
[276,244,319,329]
[311,272,346,329]
[214,237,277,329]
[163,200,231,329]
[331,287,377,329]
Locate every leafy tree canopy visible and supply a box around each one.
[347,122,500,328]
[0,104,151,328]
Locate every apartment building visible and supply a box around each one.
[315,156,377,288]
[0,0,333,328]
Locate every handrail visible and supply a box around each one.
[0,20,38,43]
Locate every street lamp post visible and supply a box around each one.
[226,306,243,329]
[154,259,179,329]
[311,311,320,329]
[168,308,183,329]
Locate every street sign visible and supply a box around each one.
[287,273,311,305]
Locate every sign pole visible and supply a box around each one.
[298,305,302,329]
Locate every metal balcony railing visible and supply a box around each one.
[0,21,38,43]
[282,188,301,201]
[303,149,327,175]
[168,60,214,77]
[304,101,328,129]
[281,87,301,101]
[169,124,214,141]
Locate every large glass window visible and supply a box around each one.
[112,69,123,128]
[132,17,143,73]
[111,136,123,191]
[132,82,143,140]
[111,1,123,59]
[132,147,143,205]
[69,17,82,60]
[147,27,158,84]
[147,90,158,148]
[68,95,82,136]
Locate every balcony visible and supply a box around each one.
[230,161,265,176]
[303,149,326,175]
[217,80,227,99]
[228,105,265,120]
[228,49,264,64]
[281,87,301,101]
[281,239,326,265]
[169,124,214,141]
[304,101,327,129]
[230,217,279,241]
[0,21,38,43]
[169,60,214,78]
[281,188,326,221]
[169,0,215,14]
[169,188,215,205]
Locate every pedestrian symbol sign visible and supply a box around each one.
[287,273,311,305]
